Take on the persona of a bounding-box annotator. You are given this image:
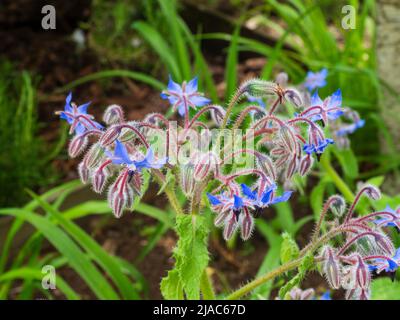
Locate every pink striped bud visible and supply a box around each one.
[374,233,395,256]
[289,288,315,300]
[223,214,238,240]
[363,185,381,200]
[354,254,370,289]
[322,246,341,289]
[256,154,277,180]
[194,153,215,181]
[240,210,254,240]
[299,154,313,176]
[210,105,226,127]
[284,88,303,108]
[285,153,298,179]
[107,169,130,218]
[103,104,124,125]
[83,143,105,168]
[99,124,121,146]
[78,161,90,184]
[92,164,110,193]
[180,165,195,197]
[68,134,88,158]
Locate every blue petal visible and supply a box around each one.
[311,91,323,106]
[189,95,211,107]
[271,191,293,204]
[233,195,243,210]
[328,89,342,108]
[77,102,91,114]
[167,75,182,94]
[186,76,198,94]
[241,184,257,200]
[65,92,73,113]
[387,259,398,272]
[207,193,221,206]
[320,291,331,300]
[114,140,132,164]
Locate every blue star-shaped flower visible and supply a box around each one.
[304,68,328,91]
[310,90,344,122]
[240,183,292,217]
[107,140,167,171]
[59,92,103,134]
[369,248,400,274]
[303,138,334,158]
[161,76,211,116]
[335,119,365,137]
[373,205,400,230]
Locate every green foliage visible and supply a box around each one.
[280,232,299,264]
[0,182,149,299]
[371,278,400,300]
[0,61,54,206]
[161,215,209,300]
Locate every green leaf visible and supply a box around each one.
[161,269,184,300]
[0,208,119,300]
[162,215,209,300]
[332,148,359,180]
[371,278,400,300]
[280,232,300,264]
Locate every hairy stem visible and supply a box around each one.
[200,269,216,300]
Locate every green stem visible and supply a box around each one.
[226,258,303,300]
[152,169,184,215]
[200,269,216,300]
[320,153,355,202]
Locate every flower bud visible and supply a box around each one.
[364,184,381,200]
[99,124,121,146]
[194,153,215,181]
[92,165,110,193]
[240,79,276,98]
[78,161,90,184]
[180,165,195,197]
[354,254,370,289]
[328,195,346,217]
[68,134,88,158]
[288,288,315,300]
[299,154,313,176]
[256,154,277,180]
[210,105,226,127]
[284,88,303,108]
[103,104,124,125]
[322,246,341,289]
[223,214,238,240]
[285,153,298,179]
[239,211,254,240]
[374,233,395,256]
[83,143,105,168]
[107,170,130,218]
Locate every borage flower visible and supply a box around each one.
[161,76,211,118]
[240,183,292,218]
[207,193,255,240]
[368,248,400,275]
[308,90,343,123]
[304,68,328,91]
[303,138,334,161]
[57,92,103,134]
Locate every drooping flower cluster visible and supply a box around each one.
[57,73,353,241]
[313,185,400,300]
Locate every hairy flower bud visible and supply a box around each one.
[289,287,315,300]
[103,104,124,125]
[240,210,254,240]
[286,153,298,179]
[107,169,131,218]
[223,214,238,241]
[99,124,121,146]
[92,164,110,193]
[299,154,313,176]
[256,154,277,180]
[240,79,276,98]
[328,195,346,217]
[275,72,288,87]
[363,185,381,200]
[180,165,195,197]
[374,233,395,256]
[322,246,341,289]
[284,88,303,108]
[194,153,215,181]
[68,134,88,158]
[210,105,226,127]
[354,254,370,289]
[78,161,90,184]
[83,143,105,168]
